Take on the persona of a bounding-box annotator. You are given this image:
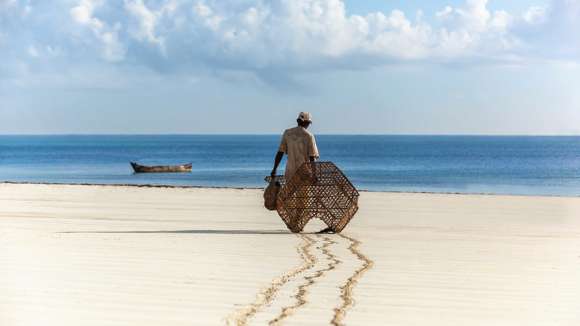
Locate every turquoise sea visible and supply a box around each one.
[1,135,579,196]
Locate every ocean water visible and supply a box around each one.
[0,135,579,196]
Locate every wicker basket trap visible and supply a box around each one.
[268,161,359,233]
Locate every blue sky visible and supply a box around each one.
[0,0,579,135]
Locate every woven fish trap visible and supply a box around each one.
[274,161,359,233]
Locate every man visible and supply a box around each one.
[271,112,333,233]
[270,112,319,181]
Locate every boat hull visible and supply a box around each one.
[130,162,192,173]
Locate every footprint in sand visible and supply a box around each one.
[226,233,373,326]
[225,235,316,326]
[331,234,374,326]
[268,235,340,325]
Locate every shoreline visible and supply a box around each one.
[2,180,578,199]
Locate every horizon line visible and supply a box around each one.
[1,133,580,137]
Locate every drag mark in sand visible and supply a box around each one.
[269,235,340,326]
[226,235,316,326]
[320,235,341,278]
[331,234,374,326]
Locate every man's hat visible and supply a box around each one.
[298,112,312,122]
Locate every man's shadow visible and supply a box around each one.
[59,229,311,235]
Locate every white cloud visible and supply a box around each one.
[523,6,547,24]
[176,0,525,68]
[1,0,580,85]
[70,0,126,62]
[70,0,96,24]
[125,0,163,47]
[436,6,453,19]
[516,0,580,60]
[27,45,39,57]
[193,2,223,31]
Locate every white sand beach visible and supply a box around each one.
[1,183,580,326]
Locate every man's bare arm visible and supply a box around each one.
[271,151,284,177]
[309,156,319,182]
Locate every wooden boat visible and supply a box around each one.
[130,162,192,173]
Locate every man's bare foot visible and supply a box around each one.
[316,227,335,234]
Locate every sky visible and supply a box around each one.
[0,0,579,135]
